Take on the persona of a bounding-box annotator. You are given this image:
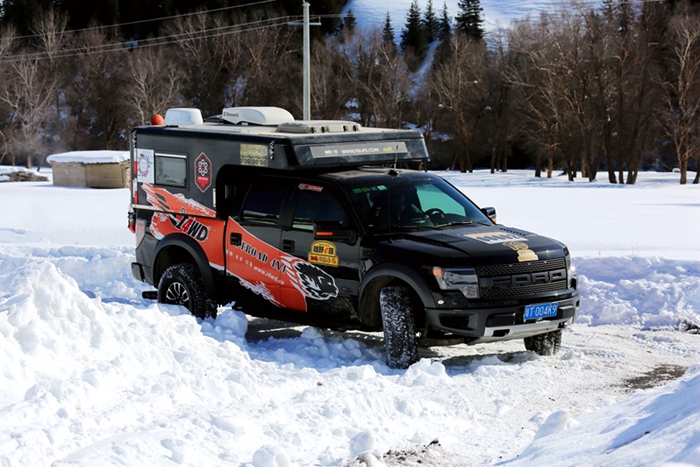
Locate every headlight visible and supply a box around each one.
[432,267,479,299]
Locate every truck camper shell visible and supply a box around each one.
[131,107,429,213]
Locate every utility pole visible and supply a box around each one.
[288,2,321,120]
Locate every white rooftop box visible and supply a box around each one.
[222,107,294,126]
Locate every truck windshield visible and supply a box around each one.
[345,176,491,233]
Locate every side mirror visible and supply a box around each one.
[481,207,497,223]
[314,221,357,244]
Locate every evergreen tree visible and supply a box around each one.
[422,0,440,42]
[455,0,484,41]
[400,0,428,59]
[434,2,453,66]
[342,9,356,33]
[439,1,451,40]
[382,12,396,49]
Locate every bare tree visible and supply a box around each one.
[595,0,663,184]
[659,2,700,184]
[431,32,490,172]
[32,8,69,168]
[310,33,354,120]
[0,27,17,166]
[126,46,183,125]
[66,28,130,150]
[0,25,61,168]
[237,25,298,113]
[487,27,516,173]
[345,31,414,129]
[508,17,572,178]
[166,12,235,117]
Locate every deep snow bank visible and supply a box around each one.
[576,256,700,328]
[500,365,700,467]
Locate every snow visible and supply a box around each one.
[46,150,130,165]
[340,0,602,42]
[1,163,699,466]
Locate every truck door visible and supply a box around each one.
[279,182,362,311]
[224,182,294,309]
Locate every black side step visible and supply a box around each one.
[142,291,158,300]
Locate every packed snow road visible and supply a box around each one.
[1,169,699,466]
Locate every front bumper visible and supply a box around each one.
[424,292,580,344]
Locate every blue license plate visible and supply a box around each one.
[524,302,559,321]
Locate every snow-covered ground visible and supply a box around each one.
[1,167,699,466]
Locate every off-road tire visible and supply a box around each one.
[524,329,562,356]
[380,285,419,369]
[158,263,217,319]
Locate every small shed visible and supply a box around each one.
[47,151,130,188]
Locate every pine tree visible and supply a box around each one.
[342,9,356,33]
[400,0,428,59]
[439,1,451,40]
[455,0,484,41]
[434,2,453,66]
[422,0,440,43]
[382,12,396,49]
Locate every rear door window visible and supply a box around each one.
[292,186,350,231]
[242,185,288,225]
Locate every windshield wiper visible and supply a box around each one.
[434,220,474,228]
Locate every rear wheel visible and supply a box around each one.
[380,285,419,369]
[524,329,562,356]
[158,263,217,319]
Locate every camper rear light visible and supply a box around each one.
[128,211,136,233]
[135,219,146,247]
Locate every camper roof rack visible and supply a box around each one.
[276,121,361,134]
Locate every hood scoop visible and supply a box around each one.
[498,227,533,236]
[404,232,464,247]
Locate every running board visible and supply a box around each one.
[142,291,158,300]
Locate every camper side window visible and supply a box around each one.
[155,154,187,187]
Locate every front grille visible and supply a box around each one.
[476,257,566,276]
[477,257,568,299]
[480,280,568,299]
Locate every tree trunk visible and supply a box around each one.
[680,158,688,185]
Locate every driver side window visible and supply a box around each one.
[292,188,349,231]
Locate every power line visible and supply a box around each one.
[0,15,301,63]
[9,0,278,40]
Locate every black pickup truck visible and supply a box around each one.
[129,107,579,368]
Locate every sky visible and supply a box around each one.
[0,162,698,466]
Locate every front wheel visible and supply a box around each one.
[158,263,217,319]
[380,285,419,369]
[524,329,562,356]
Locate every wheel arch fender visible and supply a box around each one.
[153,234,216,298]
[357,262,436,328]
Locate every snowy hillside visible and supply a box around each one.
[340,0,602,38]
[1,167,699,466]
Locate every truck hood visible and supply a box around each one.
[396,224,566,264]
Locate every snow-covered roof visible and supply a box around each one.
[47,150,130,165]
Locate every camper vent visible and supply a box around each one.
[276,121,362,134]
